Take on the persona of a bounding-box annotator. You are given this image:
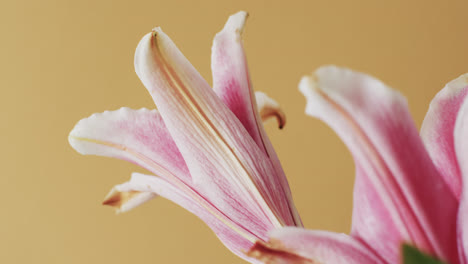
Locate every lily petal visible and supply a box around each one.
[299,66,458,263]
[211,11,301,226]
[212,12,272,144]
[212,12,257,142]
[68,107,191,184]
[453,82,468,264]
[111,173,261,263]
[351,165,402,263]
[134,25,296,236]
[247,227,384,264]
[421,73,468,200]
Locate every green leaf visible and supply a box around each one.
[402,244,447,264]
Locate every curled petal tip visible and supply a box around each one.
[444,72,468,95]
[299,75,316,93]
[255,92,286,129]
[299,67,337,98]
[151,27,165,40]
[298,74,319,116]
[68,134,78,151]
[222,11,249,36]
[134,32,153,77]
[68,122,98,156]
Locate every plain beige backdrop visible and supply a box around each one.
[2,0,468,263]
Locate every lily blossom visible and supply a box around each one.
[248,66,468,264]
[68,11,302,262]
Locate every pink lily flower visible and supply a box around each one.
[248,66,468,264]
[68,11,302,262]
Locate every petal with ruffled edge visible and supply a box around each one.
[453,80,468,264]
[421,74,468,200]
[106,173,262,263]
[247,227,384,264]
[68,107,191,185]
[134,24,296,238]
[299,66,458,263]
[211,11,301,227]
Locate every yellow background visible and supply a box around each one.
[2,0,468,263]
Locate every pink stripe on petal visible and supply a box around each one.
[212,12,258,145]
[351,165,401,264]
[454,81,468,264]
[248,227,385,264]
[68,107,191,185]
[421,74,468,200]
[119,173,262,263]
[458,198,468,264]
[212,11,301,227]
[300,66,458,263]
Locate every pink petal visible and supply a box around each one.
[351,165,402,263]
[68,107,191,185]
[247,227,384,264]
[458,197,468,264]
[421,73,468,200]
[211,11,301,227]
[299,66,459,263]
[453,78,468,264]
[134,25,297,238]
[112,173,262,263]
[212,12,258,143]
